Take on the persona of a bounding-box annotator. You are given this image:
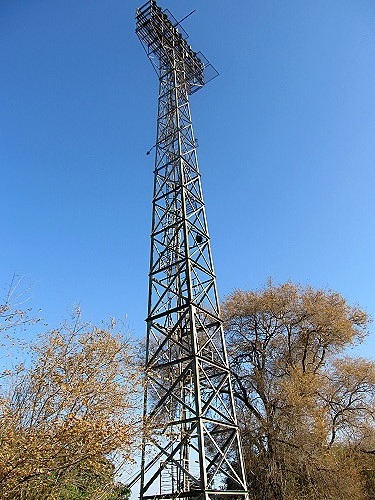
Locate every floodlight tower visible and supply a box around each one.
[136,2,249,500]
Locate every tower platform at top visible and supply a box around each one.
[136,0,217,94]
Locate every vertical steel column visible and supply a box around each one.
[136,3,249,500]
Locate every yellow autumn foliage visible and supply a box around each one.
[0,311,141,498]
[223,281,375,500]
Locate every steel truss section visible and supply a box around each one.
[136,2,249,500]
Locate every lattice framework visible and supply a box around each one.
[136,3,249,500]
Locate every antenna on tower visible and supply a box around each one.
[173,9,196,29]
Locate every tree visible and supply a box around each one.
[15,459,131,499]
[222,281,375,500]
[0,305,141,499]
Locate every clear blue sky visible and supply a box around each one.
[1,0,375,357]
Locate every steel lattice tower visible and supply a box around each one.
[136,2,248,500]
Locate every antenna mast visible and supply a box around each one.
[136,2,249,500]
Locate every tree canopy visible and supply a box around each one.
[222,281,375,500]
[0,291,141,499]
